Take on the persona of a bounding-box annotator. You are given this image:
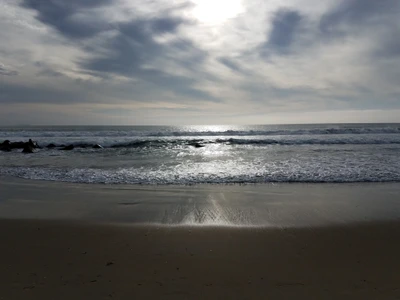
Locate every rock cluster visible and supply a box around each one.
[188,141,205,148]
[0,139,40,153]
[0,139,104,153]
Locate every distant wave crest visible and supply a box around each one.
[2,126,400,139]
[22,136,400,149]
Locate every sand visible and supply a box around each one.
[1,176,400,226]
[1,220,400,299]
[1,177,400,299]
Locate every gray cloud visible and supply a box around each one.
[266,9,303,52]
[218,57,243,73]
[81,17,189,75]
[320,0,398,31]
[34,61,64,77]
[319,0,400,59]
[0,63,18,76]
[79,17,216,101]
[21,0,113,39]
[0,79,102,105]
[378,35,400,58]
[150,17,188,34]
[256,1,400,60]
[0,0,398,124]
[80,19,215,101]
[20,0,216,102]
[36,69,64,77]
[254,7,310,59]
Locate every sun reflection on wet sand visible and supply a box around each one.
[1,178,400,228]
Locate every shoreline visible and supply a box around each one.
[5,174,400,186]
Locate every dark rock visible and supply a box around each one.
[28,139,40,148]
[61,144,74,151]
[0,140,11,151]
[3,139,40,150]
[22,144,34,153]
[190,142,205,148]
[10,142,25,149]
[46,143,56,148]
[93,144,103,149]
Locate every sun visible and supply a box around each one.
[191,0,243,24]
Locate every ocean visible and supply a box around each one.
[1,123,400,184]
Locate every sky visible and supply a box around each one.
[0,0,399,125]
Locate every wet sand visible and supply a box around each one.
[1,176,400,226]
[1,177,400,299]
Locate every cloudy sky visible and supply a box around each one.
[1,0,399,125]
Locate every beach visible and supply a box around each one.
[2,0,400,295]
[1,177,400,299]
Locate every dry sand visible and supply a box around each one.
[1,220,400,299]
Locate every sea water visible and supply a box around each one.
[1,123,400,184]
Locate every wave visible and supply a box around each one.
[2,126,400,139]
[146,127,400,137]
[215,138,400,146]
[1,166,400,184]
[15,137,400,149]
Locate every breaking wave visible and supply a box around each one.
[1,166,400,184]
[11,135,400,149]
[1,125,400,139]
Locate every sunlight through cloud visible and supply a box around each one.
[191,0,243,24]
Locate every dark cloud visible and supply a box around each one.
[378,35,400,58]
[80,18,216,101]
[257,1,399,61]
[320,0,398,31]
[320,0,400,59]
[20,0,216,102]
[218,57,243,72]
[81,17,192,74]
[268,9,303,50]
[259,8,303,56]
[151,17,187,33]
[0,64,18,76]
[21,0,113,39]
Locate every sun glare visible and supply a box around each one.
[191,0,243,24]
